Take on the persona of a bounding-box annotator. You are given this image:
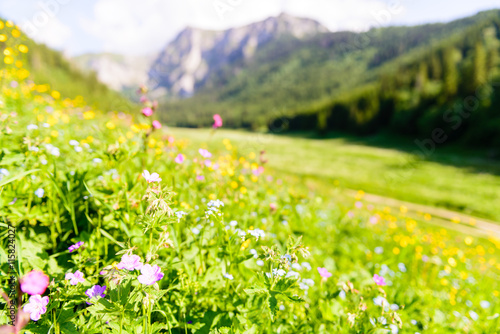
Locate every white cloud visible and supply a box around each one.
[80,0,398,56]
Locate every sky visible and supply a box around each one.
[0,0,498,56]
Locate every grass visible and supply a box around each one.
[170,128,500,222]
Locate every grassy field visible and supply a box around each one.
[170,128,500,222]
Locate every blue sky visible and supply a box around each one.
[0,0,498,56]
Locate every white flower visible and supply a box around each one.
[29,146,39,152]
[69,140,79,146]
[27,124,38,130]
[0,168,9,180]
[42,123,50,128]
[175,211,188,220]
[74,146,83,152]
[247,229,265,241]
[41,159,47,165]
[292,263,302,271]
[286,271,300,279]
[223,273,234,280]
[301,262,312,271]
[35,188,44,198]
[279,305,285,311]
[374,247,384,254]
[229,220,238,226]
[480,300,490,309]
[272,269,286,277]
[469,310,479,321]
[256,260,264,266]
[192,228,200,235]
[207,199,224,208]
[93,158,102,163]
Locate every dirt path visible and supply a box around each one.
[344,189,500,239]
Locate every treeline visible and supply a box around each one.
[270,16,500,147]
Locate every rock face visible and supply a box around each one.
[148,13,328,97]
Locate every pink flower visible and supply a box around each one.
[85,285,106,305]
[140,96,148,103]
[65,270,85,285]
[117,254,143,271]
[199,149,212,158]
[168,136,175,144]
[373,274,386,286]
[213,114,223,128]
[204,160,212,167]
[175,154,185,164]
[142,107,153,117]
[196,175,205,181]
[138,264,164,285]
[152,120,162,129]
[142,170,162,183]
[23,295,49,321]
[20,270,49,295]
[269,203,277,211]
[317,267,332,279]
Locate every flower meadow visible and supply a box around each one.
[1,19,500,334]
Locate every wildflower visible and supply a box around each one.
[317,267,332,280]
[286,271,300,279]
[270,203,277,211]
[213,114,223,128]
[142,170,162,183]
[256,260,264,266]
[0,168,9,180]
[175,154,185,164]
[301,262,312,271]
[373,296,388,307]
[247,229,265,241]
[373,274,386,286]
[469,310,479,321]
[199,149,212,158]
[223,273,234,280]
[20,270,50,295]
[69,140,79,146]
[65,270,85,285]
[142,107,153,117]
[23,295,49,321]
[68,241,84,252]
[85,285,106,305]
[207,199,224,208]
[175,211,188,220]
[27,124,38,130]
[117,254,144,271]
[196,175,204,181]
[152,120,162,129]
[93,158,102,163]
[272,269,286,277]
[75,146,83,152]
[137,264,164,285]
[34,188,44,198]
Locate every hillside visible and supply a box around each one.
[159,9,500,147]
[0,19,134,112]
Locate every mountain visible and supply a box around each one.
[148,13,329,97]
[159,9,500,148]
[73,53,155,97]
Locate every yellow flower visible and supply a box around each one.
[15,61,22,68]
[464,237,473,246]
[126,131,134,139]
[0,34,6,42]
[131,124,141,133]
[231,181,238,189]
[424,213,432,221]
[106,121,116,130]
[86,136,94,143]
[6,21,13,28]
[11,29,20,38]
[355,190,365,200]
[392,247,400,255]
[241,239,251,250]
[208,193,216,200]
[82,110,95,120]
[4,56,13,65]
[118,136,126,144]
[50,130,59,137]
[61,114,70,123]
[51,91,60,100]
[18,44,28,53]
[451,217,460,224]
[238,175,244,182]
[248,152,256,159]
[440,278,449,286]
[448,257,457,267]
[37,114,45,122]
[400,205,408,214]
[240,187,247,194]
[148,138,156,148]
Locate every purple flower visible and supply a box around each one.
[85,285,106,305]
[68,241,84,253]
[137,264,164,285]
[373,274,386,286]
[23,295,49,321]
[317,267,332,279]
[117,254,143,271]
[65,270,85,285]
[199,149,212,159]
[196,175,205,181]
